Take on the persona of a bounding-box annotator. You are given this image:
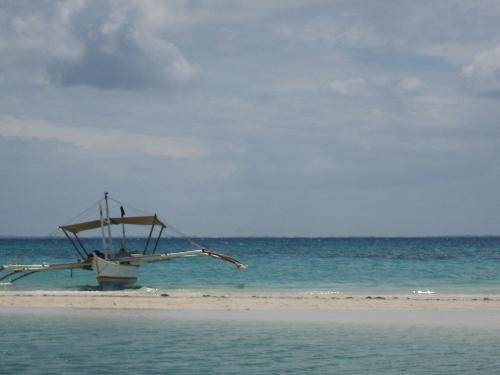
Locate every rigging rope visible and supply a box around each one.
[63,198,102,225]
[43,195,208,251]
[160,221,208,250]
[45,198,102,238]
[108,197,150,216]
[109,197,203,249]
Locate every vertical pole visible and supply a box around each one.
[104,192,113,257]
[120,206,126,251]
[99,202,107,258]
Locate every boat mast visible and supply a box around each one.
[104,191,113,257]
[120,206,126,251]
[99,202,107,257]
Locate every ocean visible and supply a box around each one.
[1,311,500,374]
[1,237,500,374]
[1,237,500,295]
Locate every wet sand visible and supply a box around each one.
[1,291,500,326]
[1,291,500,310]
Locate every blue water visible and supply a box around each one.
[1,237,500,294]
[1,312,500,374]
[2,238,500,374]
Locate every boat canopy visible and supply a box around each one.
[60,215,166,234]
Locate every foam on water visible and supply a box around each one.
[412,289,435,294]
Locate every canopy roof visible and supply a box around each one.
[60,215,166,234]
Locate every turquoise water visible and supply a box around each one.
[2,238,500,374]
[1,237,500,294]
[1,312,500,374]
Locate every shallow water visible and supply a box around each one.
[2,238,500,375]
[1,237,500,295]
[1,311,499,375]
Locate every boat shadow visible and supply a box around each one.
[70,284,144,292]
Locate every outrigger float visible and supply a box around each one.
[0,193,246,289]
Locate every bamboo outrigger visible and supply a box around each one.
[0,192,246,289]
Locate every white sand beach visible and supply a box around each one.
[2,291,500,311]
[1,292,500,326]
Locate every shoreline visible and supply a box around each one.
[2,291,500,311]
[2,292,500,326]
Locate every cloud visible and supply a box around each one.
[463,44,500,77]
[276,1,500,68]
[397,77,423,93]
[1,1,500,236]
[0,0,199,89]
[463,44,500,95]
[299,18,382,48]
[47,27,199,89]
[327,76,423,96]
[418,42,489,65]
[328,78,369,96]
[0,116,207,159]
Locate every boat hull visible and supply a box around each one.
[92,256,139,289]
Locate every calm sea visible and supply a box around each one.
[2,237,500,374]
[1,237,500,294]
[1,311,500,374]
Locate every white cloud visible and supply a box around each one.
[258,78,321,93]
[0,116,207,159]
[398,77,423,93]
[328,78,369,96]
[276,2,500,68]
[290,15,383,49]
[463,44,500,95]
[463,44,500,77]
[418,42,489,65]
[327,76,423,97]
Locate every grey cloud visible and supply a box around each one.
[47,29,197,89]
[2,1,500,236]
[1,0,199,89]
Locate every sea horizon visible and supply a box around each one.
[1,234,499,239]
[2,236,500,296]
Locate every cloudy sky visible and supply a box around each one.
[1,0,500,236]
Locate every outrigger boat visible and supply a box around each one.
[0,192,246,289]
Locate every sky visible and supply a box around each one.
[1,0,500,237]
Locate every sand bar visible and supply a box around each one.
[2,294,500,327]
[2,292,500,326]
[1,291,500,311]
[0,292,500,312]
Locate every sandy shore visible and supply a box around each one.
[2,292,500,326]
[1,291,500,311]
